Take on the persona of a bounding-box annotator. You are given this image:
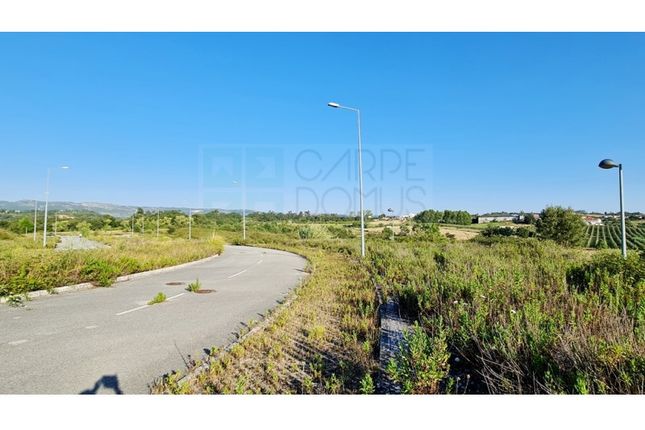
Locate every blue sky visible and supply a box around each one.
[0,33,643,215]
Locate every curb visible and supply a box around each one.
[0,253,221,304]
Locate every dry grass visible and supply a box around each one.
[439,226,479,241]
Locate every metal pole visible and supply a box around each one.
[54,213,57,236]
[142,214,145,234]
[157,210,160,238]
[242,202,246,240]
[43,168,51,247]
[131,215,134,237]
[189,209,192,240]
[33,200,38,241]
[619,164,627,259]
[356,109,366,258]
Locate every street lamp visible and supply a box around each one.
[42,166,69,247]
[327,101,366,257]
[33,200,38,241]
[598,159,627,258]
[232,180,246,240]
[188,209,202,240]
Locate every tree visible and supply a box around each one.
[76,221,92,237]
[11,217,33,234]
[536,206,586,247]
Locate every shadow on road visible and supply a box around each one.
[80,374,124,394]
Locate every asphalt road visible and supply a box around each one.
[0,245,307,394]
[56,235,107,250]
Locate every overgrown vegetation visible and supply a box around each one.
[0,232,224,296]
[369,237,644,394]
[2,203,643,395]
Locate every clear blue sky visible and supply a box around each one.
[1,33,643,215]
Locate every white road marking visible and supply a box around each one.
[8,339,28,346]
[116,293,185,316]
[116,304,149,316]
[85,325,98,330]
[227,269,248,279]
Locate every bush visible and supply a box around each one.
[381,227,395,241]
[80,259,120,287]
[387,323,450,394]
[536,206,586,246]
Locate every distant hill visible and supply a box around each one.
[0,200,244,218]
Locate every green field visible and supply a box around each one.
[584,223,645,251]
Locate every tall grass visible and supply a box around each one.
[0,234,224,296]
[368,237,644,394]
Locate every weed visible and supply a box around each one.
[359,372,375,394]
[6,294,25,308]
[186,278,202,293]
[148,292,167,305]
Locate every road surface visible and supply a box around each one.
[56,235,108,250]
[0,245,307,394]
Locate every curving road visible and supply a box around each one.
[0,245,307,394]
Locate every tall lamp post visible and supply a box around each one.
[328,101,366,257]
[598,159,627,259]
[42,166,69,247]
[188,209,202,240]
[33,200,38,241]
[232,180,246,240]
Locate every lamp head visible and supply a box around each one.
[327,102,340,108]
[598,159,619,169]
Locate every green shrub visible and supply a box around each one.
[80,259,120,287]
[387,323,450,394]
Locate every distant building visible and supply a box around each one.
[582,215,603,226]
[477,215,517,224]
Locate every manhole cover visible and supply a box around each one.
[195,289,215,294]
[165,282,184,286]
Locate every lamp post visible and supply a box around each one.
[232,180,246,240]
[42,166,69,247]
[188,209,202,240]
[33,200,38,241]
[598,159,627,259]
[328,101,366,258]
[156,209,160,238]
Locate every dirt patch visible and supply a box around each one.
[440,227,479,241]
